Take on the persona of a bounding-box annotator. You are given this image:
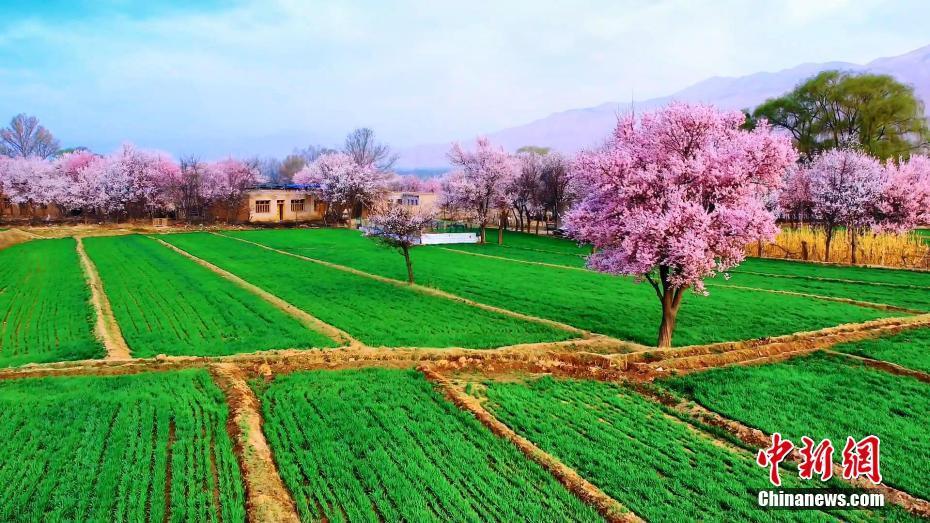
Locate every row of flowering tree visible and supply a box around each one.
[780,149,930,262]
[0,144,258,223]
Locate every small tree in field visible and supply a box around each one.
[566,103,796,348]
[365,205,435,283]
[447,137,516,244]
[806,149,884,263]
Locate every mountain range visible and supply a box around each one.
[396,44,930,170]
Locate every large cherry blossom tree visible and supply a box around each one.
[446,137,516,244]
[365,204,435,283]
[204,158,258,222]
[294,152,386,223]
[565,103,796,347]
[806,148,885,263]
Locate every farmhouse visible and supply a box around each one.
[386,191,440,215]
[244,183,326,223]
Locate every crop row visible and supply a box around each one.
[834,328,930,373]
[481,375,914,522]
[665,352,930,500]
[84,235,335,357]
[255,368,600,522]
[0,238,102,367]
[161,233,570,348]
[0,369,245,521]
[227,229,894,346]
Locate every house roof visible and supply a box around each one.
[248,183,320,191]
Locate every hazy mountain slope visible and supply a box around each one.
[397,45,930,169]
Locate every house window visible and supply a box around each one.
[255,200,270,213]
[403,194,419,206]
[291,199,305,212]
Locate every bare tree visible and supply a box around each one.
[1,114,60,159]
[539,152,572,228]
[343,128,398,170]
[176,156,208,221]
[294,144,337,164]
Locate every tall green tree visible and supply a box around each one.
[750,71,929,160]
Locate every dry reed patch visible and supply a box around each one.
[755,226,930,270]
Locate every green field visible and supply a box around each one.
[84,235,336,357]
[736,257,930,288]
[226,229,895,346]
[256,369,601,522]
[161,233,571,348]
[0,370,245,521]
[0,238,102,367]
[835,328,930,374]
[665,353,930,500]
[481,376,906,522]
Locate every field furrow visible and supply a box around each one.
[0,238,102,367]
[160,233,572,348]
[0,369,246,521]
[256,368,603,523]
[664,352,930,500]
[84,235,336,357]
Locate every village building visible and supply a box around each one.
[243,183,327,223]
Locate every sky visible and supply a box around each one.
[1,0,929,161]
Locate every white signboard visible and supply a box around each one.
[419,232,480,245]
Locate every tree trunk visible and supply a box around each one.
[850,228,858,265]
[757,238,763,257]
[657,293,680,348]
[498,211,505,245]
[403,246,414,284]
[479,223,486,244]
[824,228,834,262]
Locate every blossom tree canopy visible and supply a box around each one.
[874,154,930,234]
[294,152,386,221]
[806,148,885,262]
[365,204,435,283]
[446,137,517,243]
[565,103,796,347]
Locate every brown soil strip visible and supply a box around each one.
[209,363,300,523]
[0,228,39,250]
[420,366,643,523]
[214,232,593,339]
[734,269,930,291]
[75,237,132,359]
[164,419,176,523]
[612,313,930,379]
[710,283,923,315]
[825,350,930,384]
[151,236,358,348]
[632,384,930,518]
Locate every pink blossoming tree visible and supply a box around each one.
[446,137,516,244]
[365,204,435,283]
[294,152,386,223]
[805,149,885,263]
[873,154,930,234]
[566,103,796,347]
[204,158,258,222]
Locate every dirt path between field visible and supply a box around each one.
[710,283,923,314]
[442,247,925,315]
[733,269,930,291]
[214,232,594,339]
[632,383,930,518]
[421,366,643,523]
[615,313,930,379]
[210,363,300,523]
[825,350,930,384]
[151,237,359,348]
[75,237,132,360]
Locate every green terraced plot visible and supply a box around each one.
[0,370,245,521]
[228,229,895,347]
[161,233,571,348]
[737,257,930,288]
[835,328,930,374]
[0,238,102,367]
[665,353,930,500]
[481,377,910,522]
[256,369,601,523]
[84,235,335,357]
